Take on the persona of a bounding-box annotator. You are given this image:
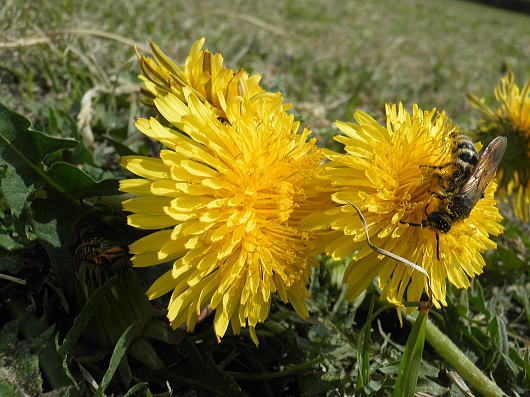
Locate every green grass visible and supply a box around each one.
[1,0,529,395]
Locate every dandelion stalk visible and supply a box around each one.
[406,313,506,397]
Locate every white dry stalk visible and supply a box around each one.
[0,273,26,285]
[346,200,434,299]
[446,370,475,397]
[77,87,101,148]
[77,82,140,148]
[78,363,99,391]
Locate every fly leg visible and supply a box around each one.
[400,220,422,227]
[420,162,455,191]
[436,232,440,261]
[430,191,447,200]
[399,203,430,228]
[419,162,453,170]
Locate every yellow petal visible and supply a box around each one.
[121,156,170,179]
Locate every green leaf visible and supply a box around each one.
[393,311,427,397]
[0,103,79,213]
[123,382,148,397]
[0,381,21,397]
[46,162,119,198]
[30,196,80,289]
[0,320,43,396]
[488,315,509,356]
[356,294,374,394]
[128,338,164,370]
[0,255,26,274]
[180,339,246,396]
[59,276,118,360]
[1,167,32,215]
[94,323,139,397]
[229,356,324,381]
[1,303,74,390]
[523,350,530,388]
[0,103,119,288]
[468,280,489,318]
[0,103,118,210]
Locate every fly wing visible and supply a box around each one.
[459,136,507,205]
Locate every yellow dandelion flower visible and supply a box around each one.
[302,104,504,308]
[468,72,530,221]
[120,89,328,344]
[136,38,285,116]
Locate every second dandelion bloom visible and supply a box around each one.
[303,104,504,308]
[468,72,530,221]
[120,89,330,344]
[136,38,285,117]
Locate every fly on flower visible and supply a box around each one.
[401,134,507,260]
[301,104,504,308]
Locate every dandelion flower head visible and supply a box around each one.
[120,88,328,344]
[303,104,504,308]
[468,72,530,221]
[137,38,285,116]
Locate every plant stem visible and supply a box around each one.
[85,193,131,209]
[406,313,506,397]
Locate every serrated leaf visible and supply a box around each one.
[180,339,246,396]
[201,354,245,397]
[1,311,73,390]
[488,315,509,356]
[393,311,427,397]
[0,321,43,396]
[0,234,26,250]
[468,281,489,318]
[1,167,32,214]
[0,103,118,209]
[299,376,344,396]
[0,103,79,212]
[0,103,78,162]
[46,162,119,198]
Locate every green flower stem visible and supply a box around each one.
[85,193,132,209]
[406,313,506,397]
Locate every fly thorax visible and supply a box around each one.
[448,194,474,220]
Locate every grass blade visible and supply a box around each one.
[393,311,427,397]
[95,323,139,397]
[59,276,118,359]
[123,382,148,397]
[229,356,324,381]
[356,294,375,394]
